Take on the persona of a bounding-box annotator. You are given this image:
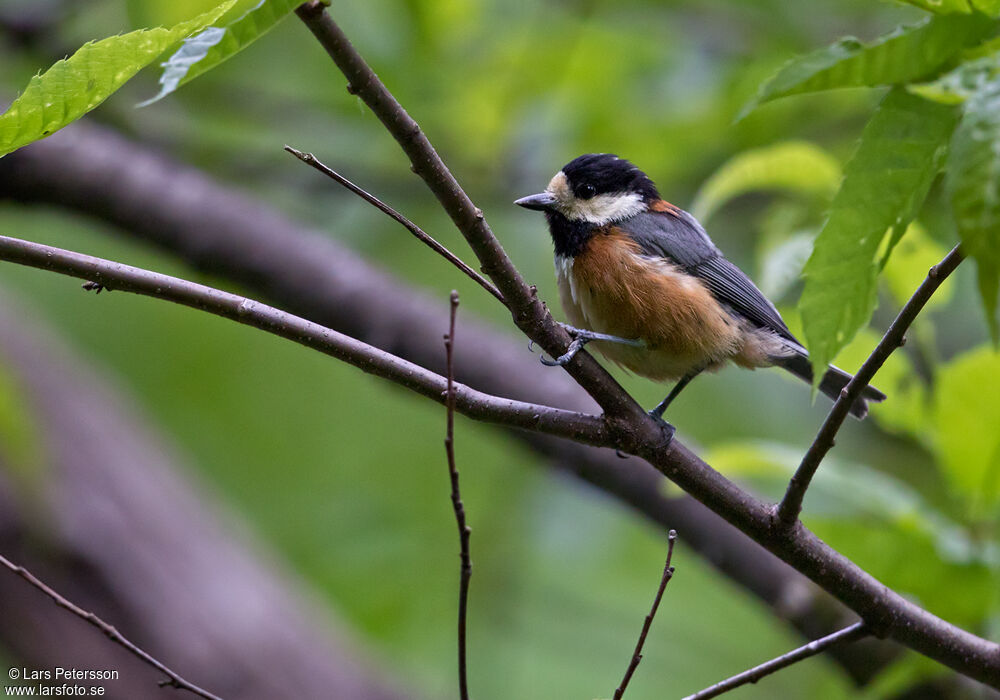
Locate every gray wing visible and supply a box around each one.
[621,209,800,345]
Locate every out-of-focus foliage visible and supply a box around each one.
[2,0,1000,698]
[690,141,840,222]
[933,348,1000,515]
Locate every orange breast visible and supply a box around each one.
[559,229,742,380]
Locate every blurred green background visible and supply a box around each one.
[2,0,998,697]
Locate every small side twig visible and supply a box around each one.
[0,552,223,700]
[444,290,472,700]
[285,146,505,306]
[613,529,677,700]
[776,245,964,528]
[682,622,868,700]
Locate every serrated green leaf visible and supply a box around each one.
[741,14,994,117]
[800,89,959,389]
[690,142,840,221]
[140,0,300,107]
[946,76,1000,342]
[910,51,1000,104]
[933,347,1000,516]
[0,1,236,157]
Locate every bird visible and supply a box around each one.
[514,153,885,438]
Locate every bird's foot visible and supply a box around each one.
[647,410,676,449]
[539,324,643,366]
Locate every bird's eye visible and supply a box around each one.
[578,183,596,199]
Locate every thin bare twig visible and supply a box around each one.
[776,245,965,528]
[0,552,223,700]
[613,530,677,700]
[0,234,608,445]
[284,146,505,306]
[444,290,473,700]
[682,622,869,700]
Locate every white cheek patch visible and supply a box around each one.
[565,192,645,225]
[546,171,646,225]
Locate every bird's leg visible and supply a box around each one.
[540,323,644,367]
[649,369,703,420]
[644,371,704,451]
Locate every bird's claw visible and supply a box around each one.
[647,411,676,449]
[540,337,587,366]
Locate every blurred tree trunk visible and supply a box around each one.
[0,292,418,700]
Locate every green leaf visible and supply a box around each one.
[933,347,1000,516]
[910,51,1000,104]
[0,1,236,157]
[741,14,995,117]
[759,231,815,301]
[946,75,1000,341]
[139,0,300,107]
[690,141,841,221]
[799,88,959,389]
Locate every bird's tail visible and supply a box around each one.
[775,351,886,420]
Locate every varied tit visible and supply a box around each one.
[515,153,885,434]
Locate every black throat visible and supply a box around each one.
[545,211,599,258]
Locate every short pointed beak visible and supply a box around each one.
[514,192,557,211]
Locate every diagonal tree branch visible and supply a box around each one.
[683,622,869,700]
[776,245,965,528]
[0,234,608,446]
[284,146,505,306]
[293,1,641,421]
[0,552,224,700]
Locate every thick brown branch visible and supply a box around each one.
[683,622,869,700]
[0,235,608,446]
[444,291,472,700]
[613,530,676,700]
[293,1,641,420]
[284,146,505,305]
[776,245,965,527]
[0,552,223,700]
